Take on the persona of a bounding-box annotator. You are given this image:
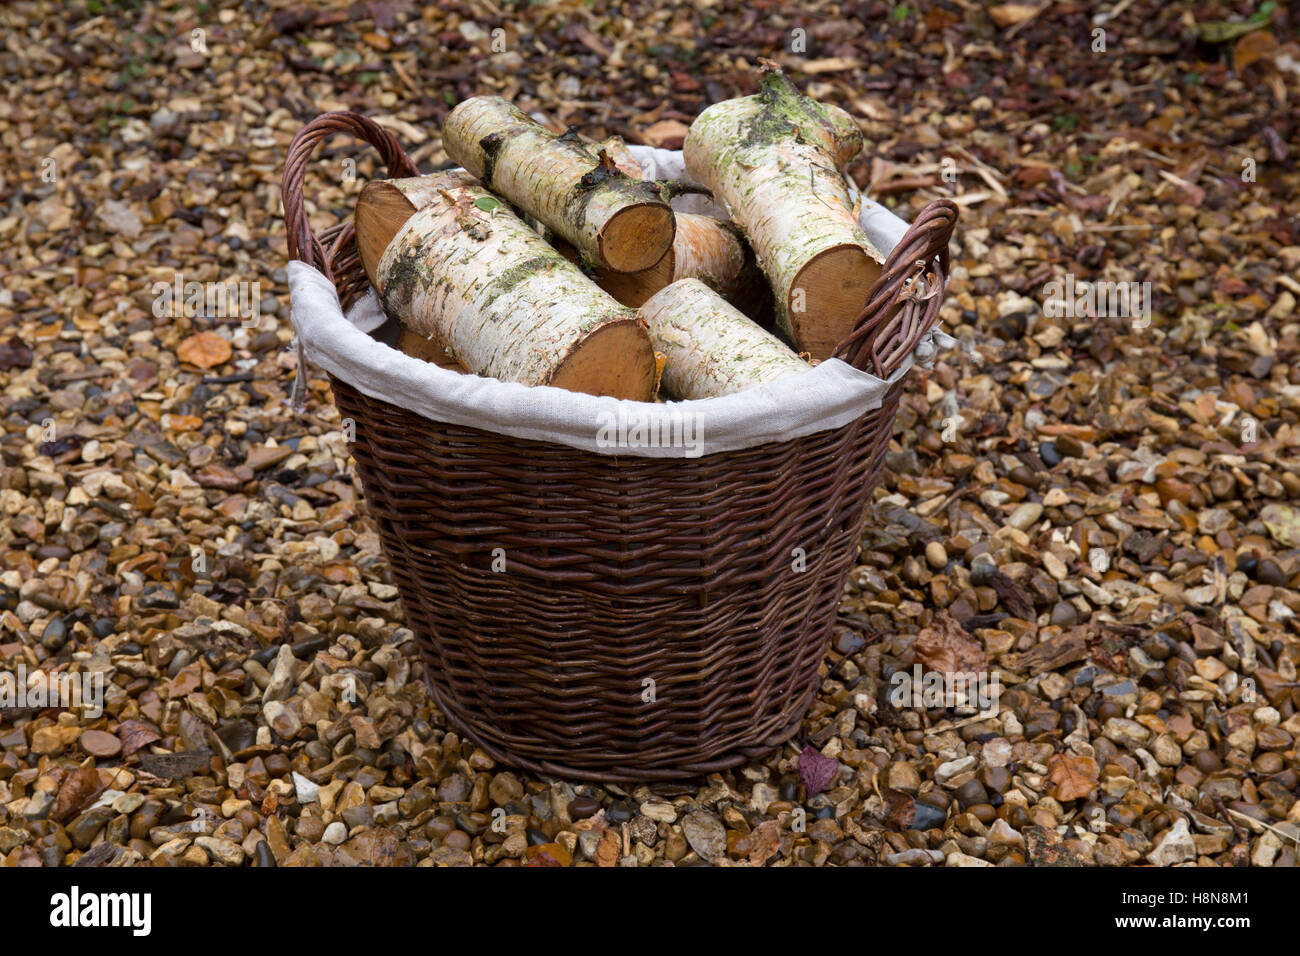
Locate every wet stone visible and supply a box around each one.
[80,730,121,758]
[681,811,726,864]
[438,774,471,803]
[41,618,68,651]
[568,796,600,820]
[911,802,947,831]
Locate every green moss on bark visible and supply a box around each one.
[478,255,562,311]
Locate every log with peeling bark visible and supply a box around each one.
[592,135,644,178]
[353,172,656,399]
[639,279,809,399]
[442,97,675,273]
[684,61,884,359]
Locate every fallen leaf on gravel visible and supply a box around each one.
[1233,30,1277,73]
[914,611,987,673]
[51,767,102,822]
[990,573,1034,620]
[1198,11,1272,44]
[880,787,916,830]
[1046,753,1099,801]
[0,337,33,371]
[118,720,161,758]
[748,820,782,865]
[681,810,727,863]
[1004,627,1091,675]
[989,4,1041,27]
[1025,825,1086,866]
[798,745,838,796]
[177,332,232,369]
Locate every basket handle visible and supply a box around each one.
[280,112,419,407]
[281,110,419,284]
[832,198,958,379]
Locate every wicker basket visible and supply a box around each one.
[282,112,957,781]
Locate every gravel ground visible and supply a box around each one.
[1,1,1298,866]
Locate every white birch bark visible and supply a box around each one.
[442,98,674,273]
[369,172,655,399]
[640,279,808,399]
[683,62,884,358]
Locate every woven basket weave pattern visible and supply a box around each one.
[282,111,956,781]
[334,381,901,779]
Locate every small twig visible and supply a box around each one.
[931,484,973,514]
[1215,797,1246,843]
[0,252,66,281]
[89,498,129,519]
[1223,806,1298,850]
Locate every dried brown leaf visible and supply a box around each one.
[176,332,232,370]
[1046,753,1099,802]
[747,820,782,865]
[118,719,162,758]
[640,119,689,149]
[51,766,102,822]
[914,611,987,674]
[988,4,1041,27]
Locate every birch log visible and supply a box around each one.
[442,98,675,273]
[640,279,808,399]
[684,61,884,359]
[353,172,656,399]
[555,212,751,308]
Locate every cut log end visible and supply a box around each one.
[598,203,675,273]
[594,247,676,308]
[355,180,418,289]
[395,328,467,373]
[789,245,881,359]
[548,319,657,400]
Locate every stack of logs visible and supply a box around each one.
[353,61,885,402]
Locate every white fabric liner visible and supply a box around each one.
[289,146,952,459]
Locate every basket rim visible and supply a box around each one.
[292,258,919,460]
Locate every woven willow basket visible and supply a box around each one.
[282,112,957,781]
